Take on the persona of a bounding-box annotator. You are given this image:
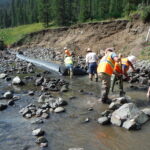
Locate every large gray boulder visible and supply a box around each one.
[111,103,149,127]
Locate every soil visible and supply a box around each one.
[12,19,150,59]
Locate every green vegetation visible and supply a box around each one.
[140,45,150,59]
[0,0,150,29]
[0,23,44,45]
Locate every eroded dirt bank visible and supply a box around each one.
[12,20,150,58]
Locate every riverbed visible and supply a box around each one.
[0,68,150,150]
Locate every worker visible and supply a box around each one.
[86,48,98,82]
[111,55,137,96]
[64,47,71,56]
[64,53,73,78]
[97,47,120,104]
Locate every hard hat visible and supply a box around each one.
[128,55,136,64]
[87,48,92,52]
[105,47,115,52]
[64,47,67,50]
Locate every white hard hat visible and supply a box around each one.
[87,48,92,52]
[128,55,136,64]
[64,47,67,50]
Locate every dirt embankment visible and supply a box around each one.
[13,20,150,58]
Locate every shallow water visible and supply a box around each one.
[0,73,150,150]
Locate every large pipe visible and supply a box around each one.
[16,54,87,76]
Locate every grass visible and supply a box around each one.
[139,46,150,59]
[0,23,45,45]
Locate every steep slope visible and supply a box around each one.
[13,20,150,58]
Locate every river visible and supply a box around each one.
[0,69,150,150]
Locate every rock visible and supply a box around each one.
[0,104,7,111]
[38,95,51,103]
[0,73,7,79]
[60,85,68,92]
[68,148,84,150]
[5,77,11,81]
[122,119,141,130]
[36,136,48,144]
[109,102,121,110]
[54,107,65,113]
[36,108,43,117]
[111,103,149,126]
[25,113,32,118]
[112,97,128,104]
[20,107,31,116]
[12,76,24,85]
[83,118,90,123]
[31,118,44,124]
[40,142,48,148]
[101,110,112,117]
[7,100,15,106]
[141,108,150,117]
[35,77,44,86]
[41,113,49,119]
[32,128,45,136]
[28,91,34,96]
[3,91,13,99]
[98,117,110,125]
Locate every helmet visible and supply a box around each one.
[87,48,92,52]
[64,47,67,50]
[127,55,136,64]
[105,47,115,52]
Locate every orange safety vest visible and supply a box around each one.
[97,52,115,76]
[114,58,129,73]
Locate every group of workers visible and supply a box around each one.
[64,46,140,104]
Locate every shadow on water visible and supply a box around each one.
[0,71,150,150]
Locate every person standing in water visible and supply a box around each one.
[86,48,98,82]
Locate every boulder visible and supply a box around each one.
[35,77,44,86]
[122,119,141,130]
[0,73,7,79]
[12,76,24,85]
[98,117,110,125]
[36,136,48,144]
[60,85,68,92]
[109,102,121,110]
[0,104,7,111]
[141,108,150,117]
[111,103,149,126]
[3,91,13,99]
[54,107,65,113]
[32,128,45,136]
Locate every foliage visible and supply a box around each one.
[0,23,44,45]
[0,0,150,28]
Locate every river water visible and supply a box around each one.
[0,71,150,150]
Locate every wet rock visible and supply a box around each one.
[54,107,65,113]
[139,77,148,85]
[3,91,13,99]
[111,103,149,126]
[12,76,24,85]
[83,118,90,123]
[88,107,93,111]
[101,110,112,117]
[0,104,7,111]
[20,107,31,116]
[60,85,68,92]
[122,119,141,130]
[36,136,48,144]
[0,73,7,79]
[109,102,122,110]
[31,118,44,124]
[38,95,51,103]
[112,97,128,104]
[5,77,11,81]
[25,113,32,118]
[36,108,43,117]
[141,108,150,117]
[40,142,48,148]
[7,100,15,106]
[32,128,45,136]
[41,113,49,119]
[35,77,44,86]
[28,91,34,96]
[98,117,110,125]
